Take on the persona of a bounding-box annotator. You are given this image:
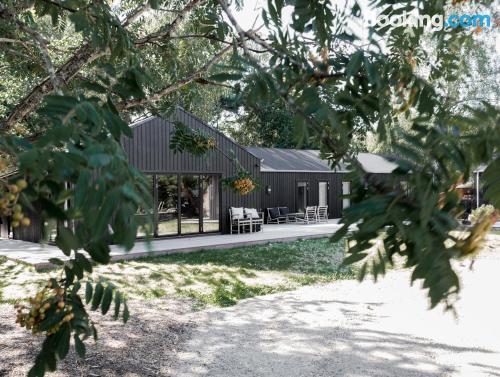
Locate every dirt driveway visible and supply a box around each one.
[170,236,500,377]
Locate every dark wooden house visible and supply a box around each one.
[4,108,399,241]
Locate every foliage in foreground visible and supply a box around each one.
[0,0,499,375]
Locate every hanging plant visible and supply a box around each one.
[222,157,259,195]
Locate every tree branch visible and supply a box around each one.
[122,2,151,27]
[0,4,60,90]
[2,43,105,129]
[171,33,268,53]
[134,0,205,45]
[116,44,233,110]
[1,0,205,131]
[39,0,77,13]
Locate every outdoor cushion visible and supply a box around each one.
[268,207,280,219]
[279,207,290,216]
[231,207,244,219]
[244,208,260,219]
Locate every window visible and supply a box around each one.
[342,181,351,209]
[180,175,201,235]
[135,174,221,238]
[135,175,155,238]
[201,175,220,233]
[157,175,178,236]
[318,182,328,207]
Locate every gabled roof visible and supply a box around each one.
[357,153,399,174]
[128,107,261,166]
[245,147,345,172]
[245,147,397,174]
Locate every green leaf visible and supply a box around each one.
[75,253,93,273]
[113,291,122,320]
[28,356,45,377]
[101,285,113,315]
[74,334,86,358]
[85,281,93,304]
[56,323,71,359]
[342,252,368,266]
[122,300,130,323]
[91,282,104,311]
[55,227,80,256]
[88,153,112,167]
[86,242,111,264]
[346,50,363,78]
[208,72,242,82]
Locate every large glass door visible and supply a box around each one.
[201,175,220,233]
[136,175,155,238]
[180,175,201,235]
[136,173,220,238]
[157,175,179,236]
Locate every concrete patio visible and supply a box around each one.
[0,220,342,270]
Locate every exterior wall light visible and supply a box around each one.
[266,185,272,194]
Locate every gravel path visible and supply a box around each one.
[170,237,500,377]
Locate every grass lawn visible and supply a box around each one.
[0,238,352,308]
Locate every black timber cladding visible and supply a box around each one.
[258,171,347,219]
[121,108,262,233]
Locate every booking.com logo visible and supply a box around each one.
[370,11,495,32]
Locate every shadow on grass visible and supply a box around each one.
[133,238,349,276]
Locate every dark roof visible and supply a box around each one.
[245,147,344,172]
[357,152,399,174]
[245,147,397,174]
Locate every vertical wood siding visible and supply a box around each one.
[121,109,263,234]
[258,172,348,219]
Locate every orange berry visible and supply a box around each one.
[16,179,28,190]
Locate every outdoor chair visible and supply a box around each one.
[229,207,251,234]
[317,205,328,223]
[278,207,295,223]
[244,208,264,232]
[267,207,287,224]
[296,206,318,224]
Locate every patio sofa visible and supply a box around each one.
[266,207,289,224]
[229,207,264,234]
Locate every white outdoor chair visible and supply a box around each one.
[297,206,318,224]
[229,207,251,234]
[317,205,328,223]
[245,208,264,232]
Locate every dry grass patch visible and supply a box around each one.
[0,238,352,308]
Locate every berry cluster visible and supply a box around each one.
[0,178,30,228]
[15,280,74,336]
[233,178,255,195]
[194,134,217,151]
